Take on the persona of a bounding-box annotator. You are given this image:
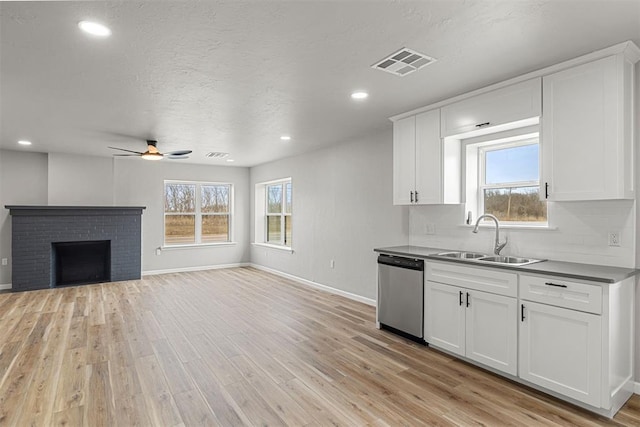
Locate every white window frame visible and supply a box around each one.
[464,129,548,227]
[163,180,234,247]
[254,177,293,251]
[265,179,292,247]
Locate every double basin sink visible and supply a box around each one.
[432,251,544,267]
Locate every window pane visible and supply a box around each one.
[165,215,196,244]
[202,215,229,243]
[267,215,281,243]
[285,182,292,214]
[285,215,292,246]
[165,184,195,213]
[485,144,539,184]
[267,184,283,214]
[202,185,229,213]
[484,186,547,222]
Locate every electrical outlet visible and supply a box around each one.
[330,260,335,269]
[425,223,436,235]
[608,232,621,247]
[155,248,161,256]
[1,258,7,266]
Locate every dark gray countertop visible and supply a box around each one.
[374,245,639,284]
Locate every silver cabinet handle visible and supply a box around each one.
[415,191,419,203]
[410,191,414,203]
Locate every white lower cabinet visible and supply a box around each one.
[466,290,517,376]
[424,261,635,418]
[425,263,518,376]
[519,300,602,406]
[517,274,635,416]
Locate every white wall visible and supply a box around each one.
[249,130,409,301]
[48,153,114,205]
[410,200,635,268]
[0,150,49,285]
[114,158,251,273]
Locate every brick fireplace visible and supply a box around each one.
[6,206,145,291]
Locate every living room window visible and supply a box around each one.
[465,132,547,226]
[266,180,292,246]
[254,178,292,249]
[164,181,233,246]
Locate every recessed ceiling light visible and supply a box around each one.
[18,140,32,146]
[78,21,112,37]
[226,159,235,163]
[351,91,369,100]
[280,136,291,141]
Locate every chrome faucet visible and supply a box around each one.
[473,214,508,255]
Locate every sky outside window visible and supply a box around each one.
[485,144,539,184]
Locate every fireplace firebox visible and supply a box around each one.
[53,240,111,287]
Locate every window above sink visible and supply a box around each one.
[462,124,549,228]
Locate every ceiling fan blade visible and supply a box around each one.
[113,154,140,156]
[166,150,192,156]
[109,146,144,155]
[167,154,190,159]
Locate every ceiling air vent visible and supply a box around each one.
[205,152,229,159]
[372,47,436,77]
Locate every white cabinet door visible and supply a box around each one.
[393,115,416,205]
[519,300,602,407]
[414,109,442,204]
[424,281,465,356]
[466,291,517,376]
[541,55,632,200]
[441,78,541,137]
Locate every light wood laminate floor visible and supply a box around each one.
[0,267,639,426]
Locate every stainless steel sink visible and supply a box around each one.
[432,252,544,267]
[476,256,543,266]
[436,251,486,260]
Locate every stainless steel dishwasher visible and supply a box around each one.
[377,254,424,342]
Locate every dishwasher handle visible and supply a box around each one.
[377,254,424,271]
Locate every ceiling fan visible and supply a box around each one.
[109,140,192,160]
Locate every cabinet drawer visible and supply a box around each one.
[519,275,602,314]
[426,261,517,297]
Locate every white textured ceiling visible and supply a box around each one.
[1,1,639,167]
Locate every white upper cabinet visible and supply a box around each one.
[393,109,450,205]
[541,49,639,201]
[392,115,416,205]
[440,78,541,138]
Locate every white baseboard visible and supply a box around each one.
[250,263,376,306]
[142,263,250,276]
[0,283,11,290]
[634,381,640,395]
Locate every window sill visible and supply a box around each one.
[252,242,294,253]
[162,242,237,251]
[458,224,557,231]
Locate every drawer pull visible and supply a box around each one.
[475,122,491,128]
[521,304,525,322]
[466,292,470,307]
[459,291,463,306]
[544,282,568,288]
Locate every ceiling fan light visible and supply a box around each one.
[141,152,163,160]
